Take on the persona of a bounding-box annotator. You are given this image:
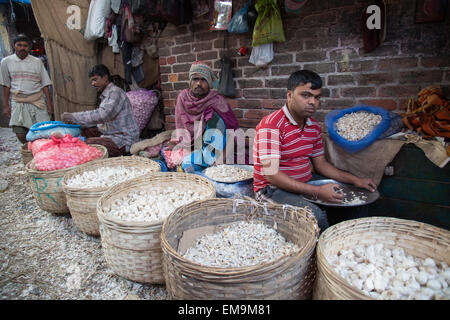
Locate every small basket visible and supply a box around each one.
[21,143,33,165]
[313,217,450,300]
[25,144,108,215]
[97,172,216,284]
[160,198,319,300]
[62,156,161,236]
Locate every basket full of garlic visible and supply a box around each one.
[313,217,450,300]
[21,143,33,165]
[96,172,216,284]
[200,164,254,198]
[61,156,161,236]
[325,105,391,152]
[160,198,319,299]
[25,144,108,215]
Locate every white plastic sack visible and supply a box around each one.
[84,0,111,41]
[249,43,274,66]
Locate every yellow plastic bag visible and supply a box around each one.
[252,0,285,47]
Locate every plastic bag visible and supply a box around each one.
[34,134,104,171]
[227,0,250,33]
[84,0,111,41]
[161,146,190,169]
[26,121,81,142]
[28,139,52,156]
[210,0,233,30]
[378,111,405,139]
[325,105,391,153]
[252,0,285,47]
[218,56,237,97]
[249,43,274,66]
[126,89,159,133]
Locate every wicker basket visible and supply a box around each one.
[160,198,320,300]
[97,172,216,284]
[21,143,33,165]
[25,145,108,215]
[313,217,450,300]
[61,156,161,236]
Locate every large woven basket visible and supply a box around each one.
[313,217,450,300]
[25,145,108,215]
[160,198,320,300]
[61,156,161,236]
[21,143,33,165]
[97,172,216,284]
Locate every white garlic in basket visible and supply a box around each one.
[204,165,253,183]
[335,111,382,141]
[327,243,450,300]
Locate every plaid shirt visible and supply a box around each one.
[71,82,139,152]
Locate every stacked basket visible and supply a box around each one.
[313,217,450,300]
[25,145,108,215]
[61,156,161,236]
[97,172,216,284]
[160,198,319,300]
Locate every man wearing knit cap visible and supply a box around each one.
[163,61,239,172]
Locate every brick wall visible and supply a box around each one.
[158,0,450,130]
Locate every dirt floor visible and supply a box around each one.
[0,128,168,300]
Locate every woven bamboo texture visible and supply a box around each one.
[160,198,320,300]
[97,172,216,284]
[21,144,33,166]
[313,217,450,300]
[25,145,108,215]
[61,156,161,236]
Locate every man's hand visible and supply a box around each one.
[353,177,377,193]
[61,112,74,124]
[3,104,11,118]
[317,183,345,203]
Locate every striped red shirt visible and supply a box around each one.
[253,105,324,192]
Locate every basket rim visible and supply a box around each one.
[25,144,108,174]
[97,172,216,228]
[316,216,450,300]
[61,155,161,192]
[160,198,319,276]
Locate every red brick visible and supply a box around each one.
[328,75,355,86]
[358,73,395,85]
[245,109,273,120]
[303,62,335,74]
[270,89,287,99]
[399,70,443,85]
[237,79,264,89]
[237,99,263,109]
[163,99,175,108]
[197,50,218,61]
[337,60,375,72]
[167,56,176,65]
[341,87,376,98]
[357,99,397,111]
[165,115,175,123]
[238,119,261,129]
[379,85,421,97]
[169,74,178,83]
[296,51,327,63]
[377,58,418,71]
[159,57,167,65]
[422,57,450,68]
[177,54,196,63]
[243,89,270,99]
[226,99,238,109]
[322,99,355,109]
[172,44,191,55]
[263,99,284,110]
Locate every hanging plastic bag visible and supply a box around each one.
[252,0,285,47]
[210,0,233,30]
[126,89,159,133]
[218,56,237,97]
[84,0,111,41]
[227,0,251,33]
[249,43,274,66]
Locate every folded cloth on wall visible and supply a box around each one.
[323,133,450,186]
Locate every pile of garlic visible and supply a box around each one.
[335,111,382,141]
[66,166,154,189]
[103,186,209,223]
[204,165,253,183]
[183,221,300,268]
[327,243,450,300]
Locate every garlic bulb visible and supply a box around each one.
[327,243,450,300]
[103,186,210,223]
[183,221,300,268]
[66,166,155,189]
[335,111,382,141]
[204,165,253,183]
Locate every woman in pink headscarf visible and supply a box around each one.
[162,61,239,172]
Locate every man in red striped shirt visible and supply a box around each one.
[253,70,377,231]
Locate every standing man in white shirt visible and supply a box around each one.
[1,34,53,144]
